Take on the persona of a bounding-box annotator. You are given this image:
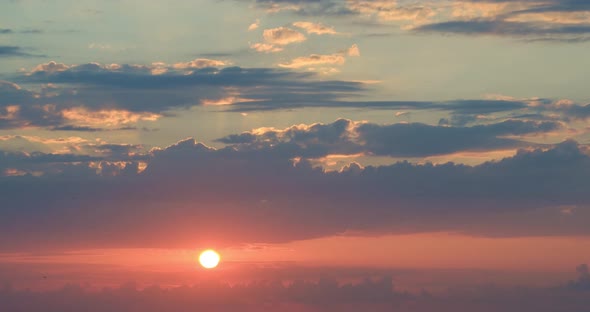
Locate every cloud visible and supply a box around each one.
[251,26,306,53]
[263,27,306,45]
[1,264,589,312]
[30,61,70,73]
[347,0,437,26]
[413,0,590,41]
[5,60,590,131]
[249,42,284,53]
[61,108,161,127]
[279,53,346,69]
[242,0,590,41]
[172,58,230,70]
[568,263,590,291]
[50,125,137,132]
[217,118,561,158]
[278,44,360,70]
[1,132,590,250]
[0,28,42,34]
[345,43,361,56]
[226,96,531,113]
[0,46,44,58]
[248,19,261,31]
[4,60,367,129]
[293,21,338,34]
[248,0,355,16]
[414,19,590,40]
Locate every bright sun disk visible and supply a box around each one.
[198,249,220,269]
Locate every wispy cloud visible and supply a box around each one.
[250,26,306,53]
[245,0,590,42]
[0,46,44,58]
[278,44,360,70]
[293,21,338,35]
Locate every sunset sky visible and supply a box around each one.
[1,0,590,311]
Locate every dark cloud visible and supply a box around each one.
[218,119,561,158]
[21,63,359,92]
[356,119,558,157]
[243,0,590,41]
[251,0,353,16]
[19,29,43,34]
[412,0,590,41]
[568,264,590,291]
[229,98,532,113]
[0,142,145,177]
[4,60,589,131]
[0,136,589,251]
[0,28,42,34]
[0,264,589,312]
[50,125,138,132]
[10,62,363,117]
[0,46,45,58]
[414,20,590,41]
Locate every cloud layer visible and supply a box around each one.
[0,126,589,251]
[1,264,589,312]
[249,0,590,41]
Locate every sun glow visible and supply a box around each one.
[198,249,220,269]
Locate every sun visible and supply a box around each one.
[198,249,220,269]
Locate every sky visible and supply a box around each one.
[1,0,590,311]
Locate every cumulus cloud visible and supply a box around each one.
[172,58,230,70]
[0,137,145,177]
[30,61,70,73]
[1,132,590,250]
[217,119,561,157]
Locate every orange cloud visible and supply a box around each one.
[347,0,437,25]
[249,42,283,53]
[263,27,306,45]
[248,19,260,31]
[172,58,229,70]
[250,27,306,53]
[61,108,161,127]
[293,21,338,35]
[278,44,360,70]
[30,61,70,74]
